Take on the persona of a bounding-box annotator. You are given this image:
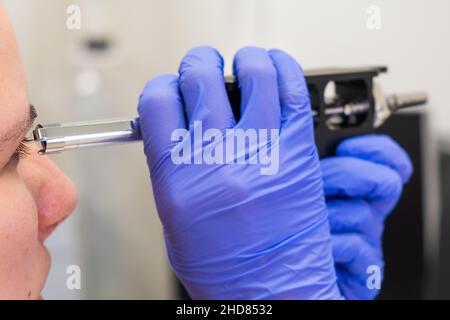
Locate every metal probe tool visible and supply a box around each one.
[32,90,426,155]
[33,118,142,155]
[32,66,428,156]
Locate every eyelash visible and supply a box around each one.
[10,104,37,163]
[14,137,33,158]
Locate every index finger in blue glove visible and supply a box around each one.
[179,46,235,130]
[138,74,186,170]
[267,49,316,156]
[267,49,312,127]
[321,157,403,216]
[336,134,413,183]
[233,46,280,130]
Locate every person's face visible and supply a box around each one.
[0,6,78,299]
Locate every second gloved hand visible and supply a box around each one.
[322,135,413,299]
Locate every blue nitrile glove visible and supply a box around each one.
[137,46,342,299]
[321,135,413,300]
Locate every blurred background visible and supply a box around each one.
[2,0,450,299]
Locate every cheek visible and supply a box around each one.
[0,171,50,299]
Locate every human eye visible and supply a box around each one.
[3,104,37,168]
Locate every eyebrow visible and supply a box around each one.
[0,104,37,145]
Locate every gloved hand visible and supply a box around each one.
[321,135,413,299]
[138,46,342,299]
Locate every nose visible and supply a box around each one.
[18,145,78,240]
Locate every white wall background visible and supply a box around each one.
[2,0,449,299]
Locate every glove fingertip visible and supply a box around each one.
[178,45,224,76]
[335,134,414,184]
[397,154,413,184]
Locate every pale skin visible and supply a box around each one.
[0,5,78,299]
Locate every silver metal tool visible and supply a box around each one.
[373,83,428,127]
[33,118,141,155]
[33,78,428,156]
